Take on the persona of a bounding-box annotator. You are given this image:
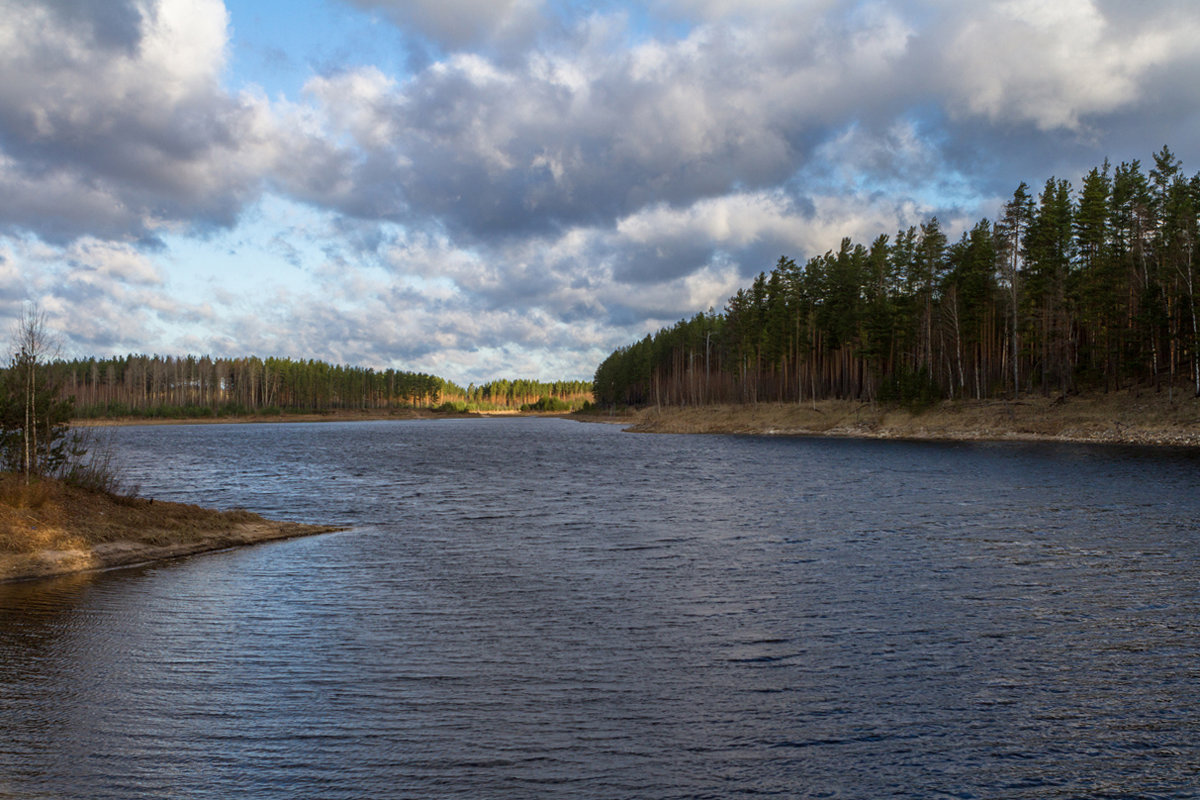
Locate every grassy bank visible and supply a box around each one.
[624,390,1200,447]
[0,476,341,583]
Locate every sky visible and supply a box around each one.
[1,0,1199,385]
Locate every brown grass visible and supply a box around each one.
[0,474,341,582]
[626,389,1200,446]
[0,475,260,553]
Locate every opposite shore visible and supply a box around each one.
[74,390,1200,447]
[618,389,1200,447]
[72,407,486,426]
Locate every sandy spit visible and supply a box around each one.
[0,520,343,584]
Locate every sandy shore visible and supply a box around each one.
[0,519,342,583]
[0,477,342,584]
[623,392,1200,447]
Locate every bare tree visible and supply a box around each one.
[6,304,67,483]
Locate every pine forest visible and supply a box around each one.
[44,354,592,418]
[594,147,1200,408]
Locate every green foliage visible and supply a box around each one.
[461,378,593,409]
[595,146,1200,407]
[0,309,84,480]
[520,395,571,412]
[0,363,77,475]
[58,355,591,417]
[877,366,940,411]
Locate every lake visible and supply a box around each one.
[2,417,1199,798]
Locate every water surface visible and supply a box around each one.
[2,418,1199,798]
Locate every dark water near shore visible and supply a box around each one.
[3,418,1200,798]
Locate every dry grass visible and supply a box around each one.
[627,389,1200,446]
[0,474,273,555]
[0,473,342,583]
[0,479,53,512]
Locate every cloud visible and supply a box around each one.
[65,239,163,286]
[0,0,344,243]
[940,0,1200,131]
[340,0,544,52]
[302,5,924,245]
[312,0,1200,250]
[0,236,212,352]
[4,0,1200,384]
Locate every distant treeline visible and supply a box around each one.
[595,146,1200,407]
[458,379,594,411]
[47,354,591,418]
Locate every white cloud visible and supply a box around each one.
[942,0,1200,130]
[616,192,805,249]
[2,0,1200,383]
[65,239,163,286]
[0,0,339,242]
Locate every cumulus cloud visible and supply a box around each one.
[940,0,1200,131]
[65,239,163,286]
[0,236,212,352]
[3,0,1200,382]
[0,0,343,243]
[302,0,1199,282]
[302,4,924,252]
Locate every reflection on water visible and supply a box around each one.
[2,418,1200,798]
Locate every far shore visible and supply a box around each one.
[71,408,578,427]
[618,390,1200,448]
[70,392,1200,447]
[72,408,472,427]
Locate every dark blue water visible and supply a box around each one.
[2,418,1199,798]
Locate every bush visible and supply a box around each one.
[59,427,135,497]
[520,396,571,412]
[0,307,132,497]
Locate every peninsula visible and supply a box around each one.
[0,476,341,583]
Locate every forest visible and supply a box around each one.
[43,354,592,418]
[594,147,1200,409]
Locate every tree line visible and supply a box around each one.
[55,355,449,417]
[459,379,594,411]
[41,354,592,418]
[595,146,1200,408]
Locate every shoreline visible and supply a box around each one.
[0,476,344,584]
[72,408,577,427]
[76,398,1200,447]
[1,519,343,584]
[73,408,472,427]
[621,393,1200,448]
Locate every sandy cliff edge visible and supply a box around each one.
[622,393,1200,447]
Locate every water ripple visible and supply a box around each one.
[2,419,1200,798]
